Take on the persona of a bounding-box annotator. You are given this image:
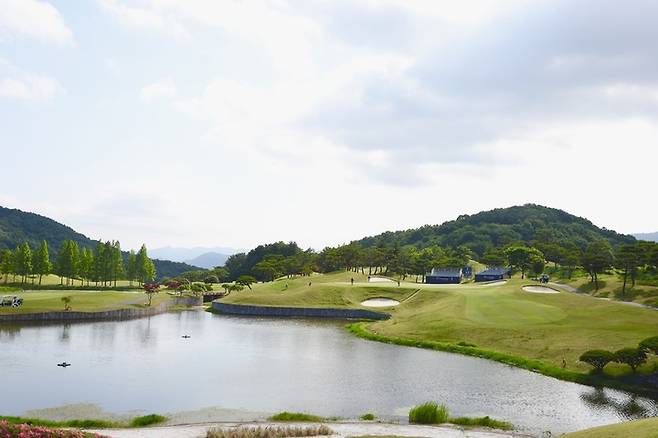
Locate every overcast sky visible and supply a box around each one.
[1,0,657,251]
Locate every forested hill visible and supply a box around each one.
[354,204,636,256]
[0,206,198,279]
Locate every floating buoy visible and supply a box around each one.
[57,362,71,368]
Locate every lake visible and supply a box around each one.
[1,310,656,435]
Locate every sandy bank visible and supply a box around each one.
[86,421,532,438]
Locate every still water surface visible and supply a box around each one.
[1,311,656,435]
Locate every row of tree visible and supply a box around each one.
[0,240,156,286]
[216,238,658,289]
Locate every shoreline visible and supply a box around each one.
[0,296,202,323]
[84,420,533,438]
[211,301,390,320]
[347,322,658,399]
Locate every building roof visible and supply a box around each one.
[477,267,510,276]
[427,267,463,277]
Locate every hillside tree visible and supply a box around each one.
[33,240,52,285]
[581,240,614,291]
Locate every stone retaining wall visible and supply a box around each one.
[0,296,202,323]
[212,302,390,320]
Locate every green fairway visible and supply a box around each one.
[562,273,658,306]
[0,290,172,314]
[221,271,658,376]
[562,418,658,438]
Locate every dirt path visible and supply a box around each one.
[86,422,532,438]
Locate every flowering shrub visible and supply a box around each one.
[0,420,107,438]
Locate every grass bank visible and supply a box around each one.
[0,290,174,315]
[220,272,658,382]
[562,417,658,438]
[347,322,658,397]
[0,414,166,429]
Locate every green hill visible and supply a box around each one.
[355,204,635,256]
[0,206,198,279]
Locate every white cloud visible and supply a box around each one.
[98,0,189,39]
[140,78,177,102]
[0,75,61,100]
[0,0,73,44]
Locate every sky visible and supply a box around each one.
[1,0,657,252]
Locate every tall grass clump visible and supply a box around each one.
[206,425,332,438]
[408,402,448,425]
[129,414,167,427]
[449,416,513,430]
[267,412,325,422]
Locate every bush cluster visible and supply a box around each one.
[580,336,658,373]
[0,420,108,438]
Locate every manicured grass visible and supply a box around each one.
[3,274,136,288]
[563,273,658,306]
[0,414,167,429]
[562,417,658,438]
[220,272,658,389]
[267,412,326,422]
[0,290,173,314]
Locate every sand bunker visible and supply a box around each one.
[368,277,394,283]
[523,286,559,294]
[360,297,400,307]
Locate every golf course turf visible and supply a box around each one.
[221,271,658,390]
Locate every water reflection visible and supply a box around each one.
[580,388,658,419]
[1,312,656,436]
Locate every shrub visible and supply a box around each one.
[207,425,332,438]
[449,416,513,430]
[0,420,108,437]
[579,350,615,373]
[129,414,167,427]
[614,347,648,373]
[640,336,658,355]
[359,413,376,421]
[268,412,325,422]
[408,402,448,424]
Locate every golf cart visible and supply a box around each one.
[1,295,23,307]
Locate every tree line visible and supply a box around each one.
[213,238,658,290]
[0,240,156,287]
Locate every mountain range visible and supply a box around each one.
[149,246,241,269]
[354,204,636,255]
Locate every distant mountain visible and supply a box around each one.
[635,232,658,242]
[150,246,242,263]
[184,252,231,269]
[0,206,198,279]
[354,204,636,256]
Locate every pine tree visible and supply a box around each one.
[33,240,52,285]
